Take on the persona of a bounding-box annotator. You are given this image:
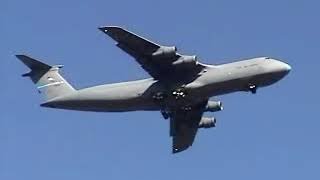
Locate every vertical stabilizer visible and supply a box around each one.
[16,55,76,101]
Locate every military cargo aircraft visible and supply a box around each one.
[17,26,291,153]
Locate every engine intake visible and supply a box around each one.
[199,117,216,128]
[205,101,223,112]
[152,46,177,58]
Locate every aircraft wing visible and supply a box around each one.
[170,101,207,153]
[99,26,204,81]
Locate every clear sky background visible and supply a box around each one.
[1,0,319,179]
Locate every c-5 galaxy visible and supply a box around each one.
[17,26,291,153]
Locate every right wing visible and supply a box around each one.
[99,26,205,81]
[170,101,207,153]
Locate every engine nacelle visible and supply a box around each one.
[152,46,177,58]
[205,101,223,112]
[172,55,198,67]
[199,117,216,128]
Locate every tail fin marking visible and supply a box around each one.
[16,55,76,101]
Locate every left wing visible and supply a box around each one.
[99,26,161,56]
[170,102,207,153]
[99,26,205,81]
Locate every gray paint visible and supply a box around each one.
[17,26,291,153]
[41,57,290,112]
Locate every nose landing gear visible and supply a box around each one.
[248,84,257,94]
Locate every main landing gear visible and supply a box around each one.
[153,88,190,119]
[152,92,167,101]
[172,89,186,100]
[153,88,187,102]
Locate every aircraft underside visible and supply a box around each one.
[17,25,291,153]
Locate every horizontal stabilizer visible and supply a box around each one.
[17,55,52,71]
[16,55,52,82]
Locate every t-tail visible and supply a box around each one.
[16,55,76,101]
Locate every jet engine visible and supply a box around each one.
[199,117,216,128]
[205,101,223,112]
[152,46,177,58]
[172,55,198,67]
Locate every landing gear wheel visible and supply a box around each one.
[153,92,166,101]
[181,106,192,111]
[172,89,186,100]
[248,84,257,94]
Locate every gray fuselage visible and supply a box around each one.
[42,57,291,112]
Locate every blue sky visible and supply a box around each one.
[1,0,319,179]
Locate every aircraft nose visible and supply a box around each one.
[280,61,291,73]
